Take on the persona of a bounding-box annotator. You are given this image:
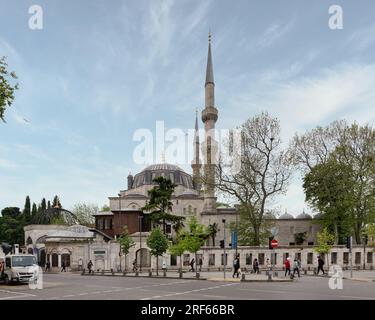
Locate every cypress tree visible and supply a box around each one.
[31,203,37,223]
[23,195,31,223]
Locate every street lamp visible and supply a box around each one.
[118,193,122,271]
[139,215,143,273]
[222,219,226,280]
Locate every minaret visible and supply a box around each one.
[191,109,201,190]
[201,33,218,212]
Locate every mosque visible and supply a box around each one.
[21,36,373,272]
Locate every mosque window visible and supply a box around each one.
[221,253,228,266]
[307,253,313,264]
[188,205,192,213]
[343,252,349,264]
[209,254,215,266]
[245,253,252,265]
[367,252,373,264]
[183,254,190,266]
[355,252,361,264]
[258,253,265,265]
[331,252,337,264]
[166,224,172,234]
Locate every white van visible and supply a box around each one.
[0,254,39,285]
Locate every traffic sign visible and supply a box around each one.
[271,239,278,248]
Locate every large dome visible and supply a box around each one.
[131,163,194,189]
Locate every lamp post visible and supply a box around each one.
[222,219,226,280]
[139,215,143,273]
[118,194,122,271]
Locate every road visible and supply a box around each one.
[0,273,374,300]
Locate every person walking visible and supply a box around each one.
[61,261,66,272]
[265,258,271,271]
[292,258,301,278]
[232,254,240,278]
[132,259,137,272]
[87,260,93,274]
[284,257,291,277]
[317,256,325,275]
[198,258,203,272]
[45,261,50,272]
[252,258,259,274]
[189,258,195,272]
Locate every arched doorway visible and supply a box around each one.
[52,253,58,267]
[136,248,151,268]
[61,254,70,267]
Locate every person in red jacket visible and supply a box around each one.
[284,257,291,277]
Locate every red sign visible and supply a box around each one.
[271,239,278,248]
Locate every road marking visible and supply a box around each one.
[140,283,239,300]
[0,289,36,300]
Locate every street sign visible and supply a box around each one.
[271,239,278,248]
[231,232,237,250]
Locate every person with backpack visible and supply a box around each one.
[292,258,301,278]
[284,257,291,277]
[232,254,240,278]
[317,256,325,275]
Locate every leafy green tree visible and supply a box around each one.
[142,177,184,235]
[118,226,135,271]
[23,196,31,224]
[179,217,209,276]
[366,224,375,252]
[314,227,335,269]
[0,207,24,245]
[0,56,19,122]
[101,205,110,212]
[146,228,169,276]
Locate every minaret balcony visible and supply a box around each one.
[201,107,218,122]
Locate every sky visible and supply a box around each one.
[0,0,374,215]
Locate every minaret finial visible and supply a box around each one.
[161,152,165,163]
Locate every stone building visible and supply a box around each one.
[23,35,374,272]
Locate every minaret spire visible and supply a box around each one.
[206,32,214,86]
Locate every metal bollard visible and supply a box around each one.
[148,270,152,277]
[196,273,200,279]
[268,273,272,281]
[241,273,245,281]
[135,271,139,276]
[81,269,85,275]
[274,271,278,277]
[179,271,183,278]
[163,270,167,277]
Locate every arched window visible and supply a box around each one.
[188,205,192,213]
[26,237,33,245]
[52,253,58,267]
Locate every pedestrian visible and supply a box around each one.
[265,258,271,270]
[190,258,195,272]
[61,261,66,272]
[198,258,203,272]
[87,260,93,274]
[252,258,259,274]
[132,259,137,272]
[162,259,167,272]
[45,261,50,272]
[284,257,291,277]
[232,254,240,278]
[292,258,301,278]
[317,256,325,275]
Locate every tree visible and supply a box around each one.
[71,203,97,226]
[146,228,169,276]
[366,224,375,252]
[314,227,335,269]
[41,198,47,212]
[169,239,186,272]
[142,176,185,235]
[0,207,24,245]
[23,196,31,224]
[0,56,19,122]
[213,112,291,245]
[207,223,219,246]
[292,121,375,244]
[294,232,307,245]
[101,205,110,212]
[179,217,209,276]
[47,201,51,209]
[118,226,135,271]
[303,156,353,244]
[31,203,37,221]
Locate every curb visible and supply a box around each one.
[81,274,208,281]
[343,277,375,283]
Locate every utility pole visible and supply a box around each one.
[222,219,226,280]
[139,215,143,273]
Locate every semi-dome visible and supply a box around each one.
[296,212,312,219]
[131,163,194,189]
[278,213,294,220]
